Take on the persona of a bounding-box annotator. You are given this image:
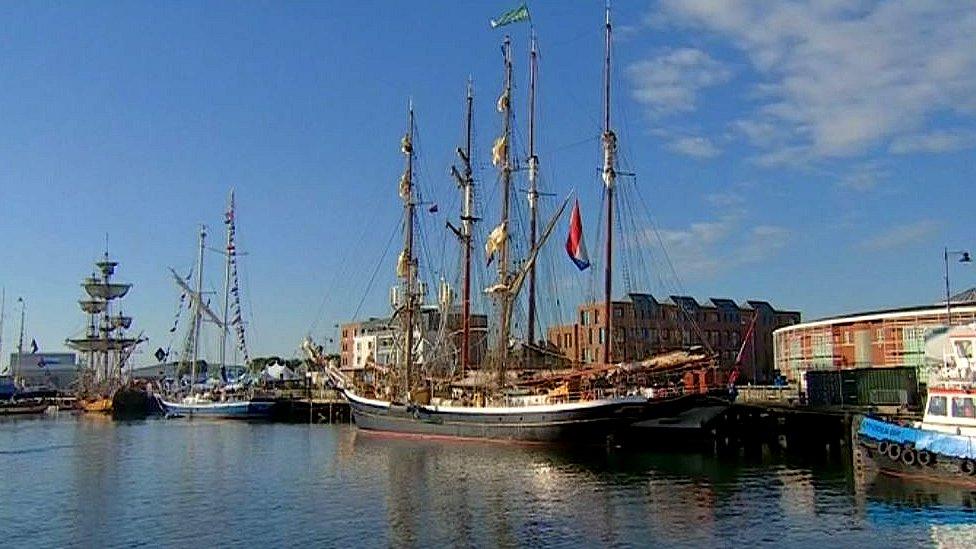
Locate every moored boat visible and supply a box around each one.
[854,324,976,487]
[0,401,49,416]
[155,394,275,419]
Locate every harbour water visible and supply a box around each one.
[1,415,973,548]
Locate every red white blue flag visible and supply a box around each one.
[565,200,590,271]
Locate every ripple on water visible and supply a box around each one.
[0,417,973,548]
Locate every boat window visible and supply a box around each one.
[927,395,947,416]
[955,340,974,360]
[951,396,976,419]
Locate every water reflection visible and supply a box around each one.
[1,417,973,548]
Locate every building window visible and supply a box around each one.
[614,306,623,318]
[876,328,885,343]
[581,311,589,326]
[928,395,947,416]
[599,328,605,344]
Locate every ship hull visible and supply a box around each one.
[0,402,49,416]
[157,397,276,420]
[111,386,155,420]
[345,390,647,443]
[854,416,976,488]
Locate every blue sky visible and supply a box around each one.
[0,1,973,365]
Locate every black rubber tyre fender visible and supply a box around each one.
[917,449,934,466]
[961,459,976,475]
[877,440,889,455]
[887,443,902,461]
[901,448,916,466]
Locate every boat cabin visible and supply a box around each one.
[921,327,976,436]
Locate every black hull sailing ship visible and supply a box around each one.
[306,8,715,443]
[344,390,647,442]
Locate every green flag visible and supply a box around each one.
[490,3,530,29]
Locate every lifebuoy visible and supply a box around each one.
[901,448,916,466]
[877,441,889,455]
[887,443,902,461]
[917,450,934,466]
[961,460,976,475]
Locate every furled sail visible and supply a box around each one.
[496,89,509,113]
[602,130,617,188]
[396,250,409,278]
[399,172,410,199]
[484,222,506,264]
[491,135,508,167]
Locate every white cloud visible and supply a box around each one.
[837,163,888,192]
[859,220,939,251]
[628,48,731,115]
[654,1,976,161]
[667,135,721,158]
[652,212,788,279]
[890,130,976,154]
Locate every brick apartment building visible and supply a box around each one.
[547,293,800,382]
[340,306,488,371]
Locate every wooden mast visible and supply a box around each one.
[191,225,206,388]
[401,104,417,402]
[526,31,539,348]
[496,37,514,388]
[219,190,234,377]
[601,6,616,365]
[457,81,475,378]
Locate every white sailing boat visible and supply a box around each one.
[156,191,275,419]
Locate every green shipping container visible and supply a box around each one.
[855,366,919,408]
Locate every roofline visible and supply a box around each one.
[774,302,976,335]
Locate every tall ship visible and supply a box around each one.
[66,253,146,414]
[156,191,275,419]
[304,8,709,442]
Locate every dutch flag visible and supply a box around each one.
[565,199,591,271]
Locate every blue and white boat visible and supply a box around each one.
[156,393,275,419]
[855,324,976,487]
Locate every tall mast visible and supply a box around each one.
[220,190,234,374]
[16,297,24,382]
[458,81,475,378]
[495,36,514,387]
[601,5,617,365]
[401,105,417,401]
[526,31,539,348]
[191,225,206,388]
[0,289,5,376]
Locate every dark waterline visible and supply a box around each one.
[1,415,973,548]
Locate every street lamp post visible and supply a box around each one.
[944,247,972,327]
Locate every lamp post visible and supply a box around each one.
[944,247,972,327]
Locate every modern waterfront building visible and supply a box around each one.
[547,293,800,382]
[772,290,976,386]
[340,307,488,372]
[5,352,79,389]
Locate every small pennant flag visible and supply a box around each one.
[565,200,590,271]
[155,347,167,362]
[30,339,38,354]
[490,3,530,28]
[428,203,438,214]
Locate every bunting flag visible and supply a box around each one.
[490,3,530,28]
[155,347,167,362]
[400,133,412,154]
[428,203,438,214]
[565,200,590,271]
[30,338,38,354]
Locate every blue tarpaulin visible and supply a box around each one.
[859,416,976,460]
